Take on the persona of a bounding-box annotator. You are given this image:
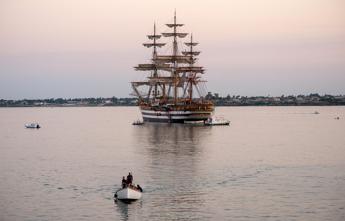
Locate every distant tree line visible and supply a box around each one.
[205,92,345,106]
[1,93,345,107]
[0,97,137,107]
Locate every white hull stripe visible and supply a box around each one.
[142,114,208,120]
[141,110,212,115]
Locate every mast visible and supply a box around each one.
[188,34,194,101]
[134,23,166,101]
[173,11,178,104]
[182,34,203,103]
[153,23,158,98]
[162,10,188,104]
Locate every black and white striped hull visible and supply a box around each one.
[140,108,213,123]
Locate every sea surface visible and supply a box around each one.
[0,106,345,221]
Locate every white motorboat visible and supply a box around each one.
[205,116,230,126]
[25,123,40,129]
[115,185,142,202]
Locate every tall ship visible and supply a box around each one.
[131,12,214,123]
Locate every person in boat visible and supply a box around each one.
[121,176,127,188]
[127,172,133,185]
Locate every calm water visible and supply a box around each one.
[0,106,345,221]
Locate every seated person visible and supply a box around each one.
[121,176,127,188]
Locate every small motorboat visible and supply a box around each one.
[25,123,40,129]
[132,120,144,125]
[115,185,143,202]
[204,116,230,126]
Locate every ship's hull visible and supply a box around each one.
[140,108,213,123]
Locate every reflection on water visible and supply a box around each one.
[146,123,209,155]
[114,199,143,221]
[132,123,213,220]
[1,107,345,221]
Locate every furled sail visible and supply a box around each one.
[143,43,166,48]
[176,66,204,73]
[147,76,175,83]
[162,32,188,38]
[166,23,184,28]
[185,42,198,46]
[134,63,171,71]
[147,34,161,39]
[153,55,193,64]
[182,51,200,56]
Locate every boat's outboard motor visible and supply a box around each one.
[137,184,143,192]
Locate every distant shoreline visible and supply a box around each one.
[1,93,345,107]
[1,104,345,108]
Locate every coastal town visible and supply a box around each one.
[1,93,345,107]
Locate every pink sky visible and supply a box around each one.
[1,0,344,99]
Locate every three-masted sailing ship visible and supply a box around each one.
[131,12,214,123]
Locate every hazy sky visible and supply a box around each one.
[1,0,344,99]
